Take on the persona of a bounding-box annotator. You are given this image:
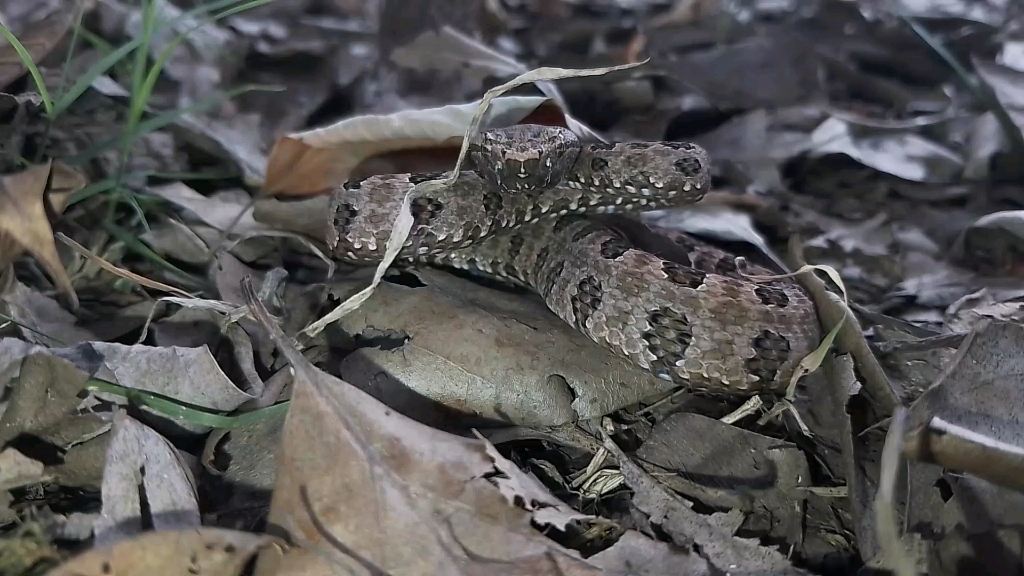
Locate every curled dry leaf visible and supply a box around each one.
[0,162,80,307]
[148,182,334,267]
[972,56,1024,133]
[4,278,97,346]
[390,25,533,94]
[260,95,555,197]
[49,160,88,201]
[43,527,284,576]
[635,411,811,545]
[0,352,107,453]
[240,279,604,576]
[301,187,414,338]
[587,530,713,575]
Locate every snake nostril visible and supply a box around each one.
[591,157,609,171]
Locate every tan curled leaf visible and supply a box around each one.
[262,96,555,197]
[0,162,78,307]
[301,187,415,338]
[49,160,88,206]
[43,527,284,576]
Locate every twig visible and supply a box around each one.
[789,236,899,414]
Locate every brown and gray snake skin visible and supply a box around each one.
[326,125,821,395]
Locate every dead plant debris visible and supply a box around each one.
[0,0,1020,575]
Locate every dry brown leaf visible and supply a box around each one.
[43,527,284,576]
[240,279,605,576]
[260,96,558,197]
[0,0,92,91]
[0,161,79,308]
[49,160,88,205]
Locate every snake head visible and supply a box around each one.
[468,125,582,194]
[573,141,712,206]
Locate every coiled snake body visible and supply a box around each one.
[327,125,820,394]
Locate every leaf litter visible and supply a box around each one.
[0,0,1022,574]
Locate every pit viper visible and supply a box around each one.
[326,125,820,394]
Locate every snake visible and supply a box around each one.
[326,125,821,395]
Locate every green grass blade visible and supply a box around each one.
[52,40,142,117]
[132,0,272,130]
[134,37,190,129]
[210,0,273,20]
[124,190,151,231]
[0,25,54,115]
[84,378,290,428]
[177,0,266,21]
[77,26,115,53]
[104,222,206,289]
[55,0,260,120]
[134,83,278,135]
[67,178,120,205]
[69,170,235,206]
[126,0,160,132]
[64,84,278,166]
[147,170,236,180]
[49,3,87,111]
[0,312,68,346]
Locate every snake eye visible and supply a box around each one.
[673,156,703,178]
[591,157,609,171]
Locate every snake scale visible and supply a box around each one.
[326,125,821,395]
